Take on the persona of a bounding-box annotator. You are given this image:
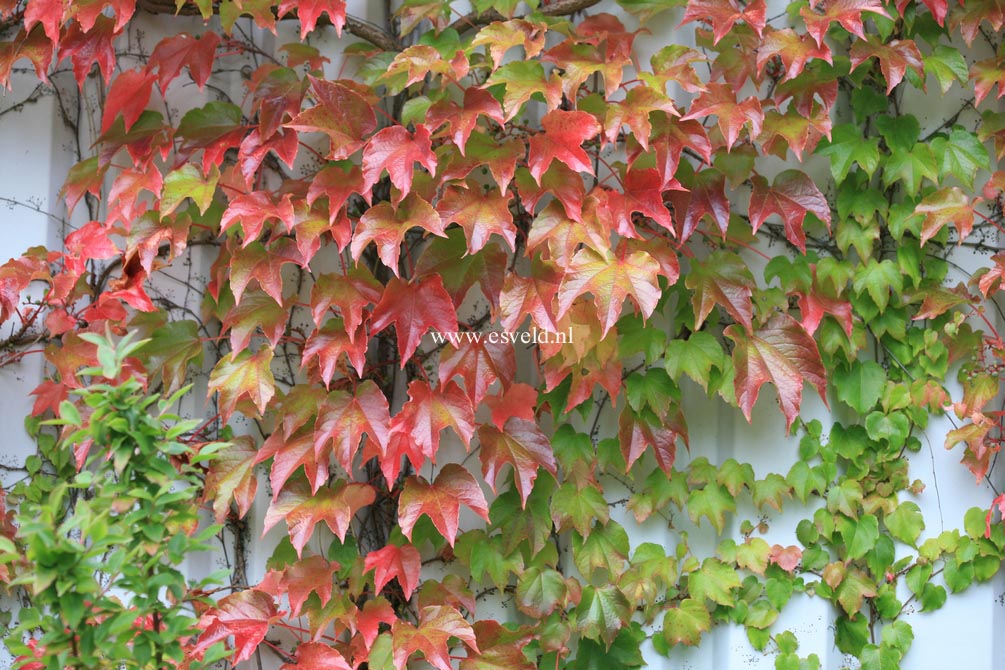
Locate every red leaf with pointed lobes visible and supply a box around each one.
[471,18,547,69]
[100,69,155,134]
[917,187,974,245]
[65,220,118,259]
[542,37,629,101]
[279,0,346,38]
[798,291,853,337]
[388,380,474,467]
[351,194,445,275]
[460,621,536,670]
[757,28,833,80]
[59,15,116,85]
[364,544,422,600]
[528,110,601,184]
[260,556,339,616]
[314,382,391,471]
[957,0,1005,46]
[193,590,279,664]
[896,0,947,25]
[307,163,365,228]
[357,598,396,650]
[619,407,686,475]
[229,238,302,305]
[251,66,306,140]
[202,436,259,524]
[427,87,505,155]
[24,0,64,46]
[801,0,890,47]
[70,0,135,32]
[849,39,924,94]
[384,45,466,90]
[437,184,516,254]
[680,168,730,240]
[256,429,329,498]
[526,199,610,265]
[515,162,587,222]
[147,32,219,91]
[478,418,556,506]
[620,167,675,232]
[726,313,828,430]
[263,478,376,556]
[499,259,562,334]
[399,464,488,546]
[646,44,708,94]
[236,127,298,186]
[686,250,755,330]
[485,60,562,121]
[287,77,376,160]
[603,86,678,150]
[441,132,523,194]
[208,348,275,422]
[281,642,351,670]
[485,383,538,430]
[106,165,162,229]
[371,275,457,364]
[310,268,382,336]
[222,291,290,357]
[221,191,296,246]
[439,338,516,406]
[759,104,832,161]
[393,606,479,670]
[749,170,832,253]
[362,124,437,202]
[556,246,662,339]
[682,83,763,150]
[972,58,1005,107]
[177,101,246,173]
[302,320,368,383]
[680,0,766,44]
[641,116,713,189]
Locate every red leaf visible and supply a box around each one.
[757,28,833,80]
[260,556,339,616]
[680,168,730,239]
[263,477,376,556]
[0,27,52,86]
[202,436,259,524]
[147,32,219,90]
[364,544,421,600]
[351,194,445,274]
[357,598,396,649]
[24,0,64,46]
[437,184,516,254]
[725,313,828,430]
[798,290,853,337]
[439,338,516,406]
[386,380,475,476]
[427,87,505,154]
[685,251,755,330]
[370,275,458,363]
[307,163,365,227]
[485,383,538,429]
[399,464,488,545]
[603,85,678,149]
[220,191,296,245]
[477,418,557,506]
[229,238,301,304]
[194,590,279,664]
[309,268,382,335]
[896,0,948,24]
[618,407,685,475]
[207,348,276,422]
[59,15,116,84]
[849,38,924,94]
[526,199,610,266]
[279,0,346,38]
[769,545,802,572]
[100,69,155,134]
[392,606,479,670]
[515,162,588,222]
[257,429,329,497]
[362,124,437,201]
[916,187,974,245]
[314,381,391,471]
[221,291,290,353]
[301,320,368,383]
[680,0,766,44]
[622,167,674,232]
[682,83,763,149]
[280,642,351,670]
[252,66,306,140]
[749,170,831,252]
[556,246,662,338]
[287,77,376,160]
[443,132,523,194]
[801,0,890,47]
[527,109,601,184]
[499,259,562,333]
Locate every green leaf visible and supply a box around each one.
[516,567,568,618]
[875,114,920,151]
[786,461,828,503]
[836,569,877,616]
[853,259,902,313]
[864,411,910,449]
[551,482,608,536]
[880,620,914,655]
[687,483,736,533]
[883,145,938,196]
[572,624,646,670]
[615,0,685,21]
[923,46,969,94]
[161,163,220,217]
[884,502,924,545]
[688,558,741,606]
[662,599,712,646]
[572,521,630,578]
[575,585,632,647]
[833,361,886,414]
[816,124,881,183]
[839,514,880,560]
[664,332,728,393]
[860,643,901,670]
[931,126,991,188]
[744,599,778,629]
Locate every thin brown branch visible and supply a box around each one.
[447,0,602,33]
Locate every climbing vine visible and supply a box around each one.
[0,0,1003,668]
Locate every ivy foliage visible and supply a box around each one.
[0,0,1002,668]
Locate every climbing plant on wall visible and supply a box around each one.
[0,0,1005,667]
